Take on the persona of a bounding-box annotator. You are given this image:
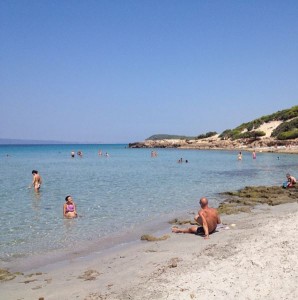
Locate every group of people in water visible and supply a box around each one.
[29,169,78,219]
[98,149,109,157]
[71,150,110,158]
[177,157,188,163]
[71,150,83,158]
[237,150,257,160]
[29,149,114,219]
[28,148,297,231]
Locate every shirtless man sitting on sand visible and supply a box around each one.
[172,197,221,239]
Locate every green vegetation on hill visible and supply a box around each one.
[219,105,298,140]
[147,132,218,140]
[271,118,298,140]
[219,129,266,140]
[197,131,217,139]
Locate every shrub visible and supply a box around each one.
[276,129,298,140]
[271,118,298,138]
[197,131,217,139]
[233,130,266,140]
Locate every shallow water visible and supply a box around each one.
[0,144,296,268]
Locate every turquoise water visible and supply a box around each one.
[0,144,297,269]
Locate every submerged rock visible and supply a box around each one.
[140,234,170,241]
[0,269,21,281]
[218,185,298,214]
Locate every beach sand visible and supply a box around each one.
[1,202,298,300]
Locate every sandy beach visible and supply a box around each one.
[1,200,297,300]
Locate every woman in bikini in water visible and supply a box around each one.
[63,195,78,218]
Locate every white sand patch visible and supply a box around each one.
[258,120,282,138]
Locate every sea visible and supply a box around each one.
[0,144,297,271]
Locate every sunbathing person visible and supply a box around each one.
[172,197,221,239]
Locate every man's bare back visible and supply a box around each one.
[197,205,221,236]
[172,197,221,239]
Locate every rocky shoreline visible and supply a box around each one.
[169,185,298,226]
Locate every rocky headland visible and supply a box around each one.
[129,135,298,153]
[129,110,298,153]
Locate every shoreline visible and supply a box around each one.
[1,189,298,299]
[2,209,180,274]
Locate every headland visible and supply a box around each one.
[129,120,298,154]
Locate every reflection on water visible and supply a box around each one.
[63,217,77,231]
[31,189,42,214]
[31,198,41,211]
[33,191,41,200]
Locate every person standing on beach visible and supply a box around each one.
[172,197,221,239]
[63,195,78,218]
[29,170,42,192]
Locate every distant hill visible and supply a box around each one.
[146,134,197,140]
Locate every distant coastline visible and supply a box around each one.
[0,138,68,145]
[0,138,108,145]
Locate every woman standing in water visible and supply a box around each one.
[252,150,257,159]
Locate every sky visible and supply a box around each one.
[1,0,298,143]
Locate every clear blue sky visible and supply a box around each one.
[1,0,298,143]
